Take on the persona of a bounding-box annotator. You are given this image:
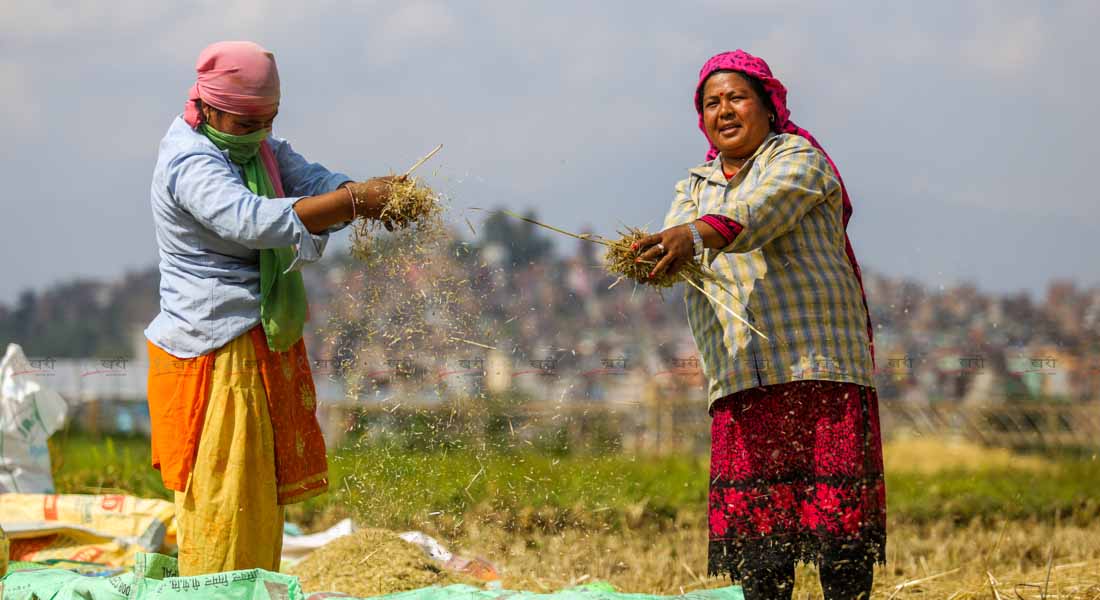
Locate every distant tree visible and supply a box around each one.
[0,269,158,358]
[479,208,554,268]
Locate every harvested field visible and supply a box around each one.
[449,520,1100,598]
[48,434,1100,597]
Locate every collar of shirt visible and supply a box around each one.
[170,115,256,165]
[689,132,778,186]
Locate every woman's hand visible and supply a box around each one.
[632,224,695,279]
[346,175,407,226]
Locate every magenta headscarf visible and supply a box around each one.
[695,50,875,365]
[183,41,281,129]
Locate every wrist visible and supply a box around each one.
[346,182,382,219]
[338,185,355,221]
[687,222,704,256]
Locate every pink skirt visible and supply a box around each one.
[707,380,887,579]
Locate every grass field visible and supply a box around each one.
[47,430,1100,598]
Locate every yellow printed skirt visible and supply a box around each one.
[146,325,328,574]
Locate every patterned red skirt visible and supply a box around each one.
[708,380,887,579]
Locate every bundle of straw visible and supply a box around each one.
[352,145,444,244]
[604,227,717,289]
[378,176,441,229]
[381,144,444,229]
[483,210,768,340]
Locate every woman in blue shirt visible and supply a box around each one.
[145,41,394,575]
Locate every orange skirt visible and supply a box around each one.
[146,325,328,505]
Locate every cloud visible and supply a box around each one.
[961,10,1043,74]
[0,0,171,40]
[363,1,459,67]
[0,60,40,133]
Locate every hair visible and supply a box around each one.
[696,69,776,128]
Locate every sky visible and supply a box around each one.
[2,0,1097,304]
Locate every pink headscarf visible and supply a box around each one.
[183,41,281,129]
[695,50,875,365]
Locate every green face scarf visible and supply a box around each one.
[202,124,308,352]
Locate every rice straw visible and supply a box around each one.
[376,177,440,229]
[450,336,497,350]
[479,209,767,341]
[404,144,443,177]
[684,278,768,340]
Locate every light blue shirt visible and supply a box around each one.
[145,116,351,358]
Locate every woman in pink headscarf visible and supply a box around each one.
[145,41,400,574]
[635,51,885,599]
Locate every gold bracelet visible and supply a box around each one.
[345,185,357,220]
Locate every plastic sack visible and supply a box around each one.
[1,523,8,578]
[1,557,743,600]
[127,553,301,600]
[141,568,301,600]
[1,493,176,566]
[0,552,176,600]
[282,519,353,561]
[0,343,68,493]
[7,529,141,566]
[398,532,499,582]
[0,552,300,600]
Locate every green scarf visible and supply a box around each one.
[202,124,307,352]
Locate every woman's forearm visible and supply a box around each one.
[694,219,731,249]
[293,176,400,233]
[293,187,355,233]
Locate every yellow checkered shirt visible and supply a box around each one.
[663,133,874,406]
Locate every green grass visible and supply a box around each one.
[328,441,707,531]
[886,462,1100,526]
[48,432,1100,531]
[50,431,170,499]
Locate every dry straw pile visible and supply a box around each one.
[288,528,472,596]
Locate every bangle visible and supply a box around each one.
[344,185,357,220]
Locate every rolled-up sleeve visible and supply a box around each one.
[168,150,328,273]
[717,145,838,253]
[286,212,328,273]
